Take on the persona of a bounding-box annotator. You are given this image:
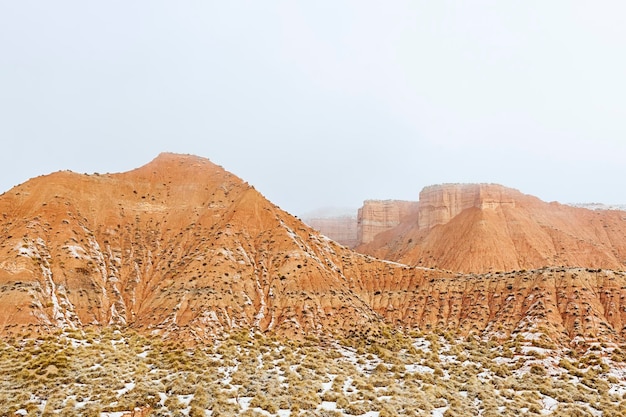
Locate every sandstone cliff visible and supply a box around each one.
[303,201,419,249]
[416,183,516,230]
[357,200,419,245]
[357,183,626,274]
[1,156,625,345]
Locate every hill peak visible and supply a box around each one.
[131,152,224,176]
[150,152,213,165]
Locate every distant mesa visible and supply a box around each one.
[309,183,626,274]
[568,202,626,211]
[357,200,420,246]
[302,207,359,248]
[303,200,419,249]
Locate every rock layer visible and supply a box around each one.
[417,183,516,230]
[357,200,419,245]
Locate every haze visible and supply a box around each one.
[1,1,625,216]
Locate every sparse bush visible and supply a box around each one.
[530,364,546,376]
[344,401,370,415]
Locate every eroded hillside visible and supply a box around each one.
[0,154,391,339]
[0,154,625,346]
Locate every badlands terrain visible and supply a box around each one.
[306,184,626,274]
[1,153,625,416]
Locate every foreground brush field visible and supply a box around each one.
[1,328,625,417]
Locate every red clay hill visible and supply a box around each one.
[1,154,625,345]
[355,184,626,274]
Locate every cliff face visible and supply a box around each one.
[417,184,516,230]
[357,200,419,245]
[304,216,358,248]
[357,183,626,274]
[1,158,625,345]
[309,185,522,249]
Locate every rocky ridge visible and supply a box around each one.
[0,155,625,345]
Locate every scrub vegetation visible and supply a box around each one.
[1,327,625,416]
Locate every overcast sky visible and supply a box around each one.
[1,1,625,216]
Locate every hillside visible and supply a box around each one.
[0,155,625,346]
[356,184,626,274]
[0,153,386,339]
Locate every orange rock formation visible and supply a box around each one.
[0,155,625,345]
[357,184,626,274]
[357,200,419,245]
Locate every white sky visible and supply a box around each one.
[1,1,625,215]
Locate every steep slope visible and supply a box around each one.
[0,153,392,339]
[0,156,625,345]
[364,266,626,345]
[357,184,626,274]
